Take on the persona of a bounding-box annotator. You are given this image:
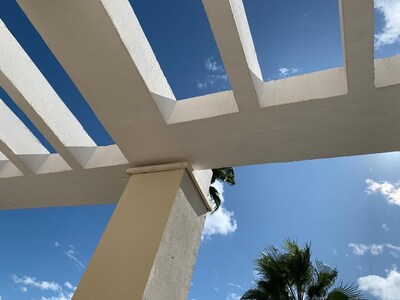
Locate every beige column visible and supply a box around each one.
[73,166,211,300]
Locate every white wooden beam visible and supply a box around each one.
[0,164,129,209]
[11,0,400,177]
[0,99,73,174]
[16,0,172,163]
[340,0,375,94]
[262,68,348,107]
[0,21,95,170]
[203,0,263,111]
[375,54,400,88]
[0,141,33,175]
[0,160,23,179]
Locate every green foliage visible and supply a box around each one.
[241,240,363,300]
[209,167,235,211]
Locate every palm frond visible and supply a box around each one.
[241,288,270,300]
[209,167,235,211]
[327,283,363,300]
[307,261,338,298]
[211,167,235,185]
[208,185,221,211]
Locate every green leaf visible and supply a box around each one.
[327,284,364,300]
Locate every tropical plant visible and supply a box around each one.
[209,167,235,211]
[242,239,363,300]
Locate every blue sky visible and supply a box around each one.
[0,0,400,300]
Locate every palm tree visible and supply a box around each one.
[242,240,363,300]
[209,167,235,211]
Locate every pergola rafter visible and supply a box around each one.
[1,1,399,299]
[0,0,397,209]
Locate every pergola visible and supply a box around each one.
[1,0,399,299]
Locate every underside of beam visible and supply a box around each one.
[340,0,374,94]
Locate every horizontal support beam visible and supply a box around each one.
[375,54,400,88]
[0,164,129,210]
[262,68,348,107]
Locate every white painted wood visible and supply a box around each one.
[0,21,95,148]
[2,0,400,209]
[0,21,93,170]
[0,99,72,175]
[0,161,23,178]
[0,152,7,161]
[0,99,48,155]
[340,0,374,94]
[375,54,400,88]
[203,0,263,111]
[0,164,129,209]
[16,0,400,173]
[262,68,347,107]
[0,141,33,175]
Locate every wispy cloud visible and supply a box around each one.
[205,57,224,72]
[196,57,229,90]
[278,67,299,78]
[203,180,237,239]
[383,223,390,232]
[349,243,384,256]
[358,266,400,300]
[13,275,75,300]
[64,245,84,271]
[12,275,61,292]
[375,0,400,48]
[40,292,74,300]
[348,243,400,257]
[64,282,76,291]
[365,178,400,206]
[227,293,241,300]
[229,283,244,291]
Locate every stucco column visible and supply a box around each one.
[73,165,211,300]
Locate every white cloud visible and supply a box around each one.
[375,0,400,48]
[13,275,75,300]
[54,242,60,247]
[203,181,237,239]
[40,292,74,300]
[205,57,224,72]
[278,67,299,78]
[365,179,400,206]
[197,57,228,90]
[349,243,384,255]
[12,275,61,292]
[359,267,400,300]
[227,293,241,300]
[64,282,76,291]
[229,283,244,290]
[348,243,400,256]
[383,223,390,232]
[196,81,207,90]
[64,245,84,271]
